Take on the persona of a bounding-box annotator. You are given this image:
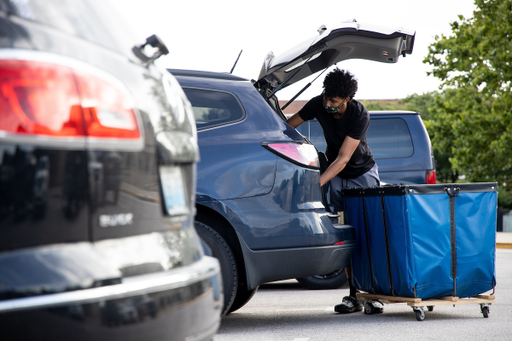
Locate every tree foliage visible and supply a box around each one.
[361,92,436,119]
[424,0,512,188]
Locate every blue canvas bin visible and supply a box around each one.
[341,183,497,299]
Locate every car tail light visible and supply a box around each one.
[0,59,140,140]
[426,170,436,184]
[263,142,319,168]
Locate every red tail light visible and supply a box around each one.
[0,59,140,140]
[75,71,139,139]
[264,142,319,168]
[426,170,437,184]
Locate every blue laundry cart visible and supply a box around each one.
[341,183,497,320]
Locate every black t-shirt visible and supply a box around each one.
[298,95,375,179]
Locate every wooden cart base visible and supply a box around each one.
[356,292,495,321]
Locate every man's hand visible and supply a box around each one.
[320,136,360,186]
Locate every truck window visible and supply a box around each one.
[367,118,413,159]
[309,121,327,153]
[3,0,134,54]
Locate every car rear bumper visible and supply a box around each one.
[0,256,222,341]
[237,232,356,290]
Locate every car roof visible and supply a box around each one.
[284,110,420,119]
[168,69,248,82]
[369,110,419,115]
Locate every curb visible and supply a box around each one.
[497,243,512,249]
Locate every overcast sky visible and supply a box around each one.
[110,0,477,100]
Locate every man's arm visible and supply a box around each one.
[320,136,360,186]
[285,113,305,128]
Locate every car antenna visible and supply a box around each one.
[230,50,243,74]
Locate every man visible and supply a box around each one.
[285,68,383,314]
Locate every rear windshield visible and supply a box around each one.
[367,118,413,159]
[2,0,136,54]
[308,120,328,152]
[308,117,414,159]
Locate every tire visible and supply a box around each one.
[415,309,425,321]
[482,306,489,318]
[296,269,348,290]
[195,221,238,317]
[364,301,372,314]
[227,285,259,314]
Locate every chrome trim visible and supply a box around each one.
[185,321,221,341]
[0,256,220,314]
[86,136,144,152]
[0,49,145,152]
[0,131,87,149]
[297,201,325,210]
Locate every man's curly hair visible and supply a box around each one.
[322,68,358,99]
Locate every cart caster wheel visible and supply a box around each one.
[481,306,489,318]
[364,301,372,314]
[427,306,434,312]
[415,309,425,321]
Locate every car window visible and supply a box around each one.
[183,88,245,130]
[308,117,413,159]
[367,118,413,159]
[3,0,136,54]
[309,121,327,153]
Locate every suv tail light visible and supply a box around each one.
[426,170,436,184]
[0,59,140,140]
[263,142,319,168]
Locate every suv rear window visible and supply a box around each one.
[2,0,134,54]
[367,118,413,159]
[183,88,245,130]
[308,117,414,159]
[308,120,327,152]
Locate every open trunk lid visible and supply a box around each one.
[256,21,415,93]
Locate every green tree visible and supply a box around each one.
[424,0,512,189]
[360,100,401,111]
[398,92,463,182]
[399,92,437,121]
[361,92,436,117]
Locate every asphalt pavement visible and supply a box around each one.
[215,248,512,341]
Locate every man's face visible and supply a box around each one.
[324,96,346,108]
[323,95,348,114]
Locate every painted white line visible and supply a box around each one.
[275,307,330,312]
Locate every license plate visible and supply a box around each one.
[159,166,189,216]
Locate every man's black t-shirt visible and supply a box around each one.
[297,95,375,179]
